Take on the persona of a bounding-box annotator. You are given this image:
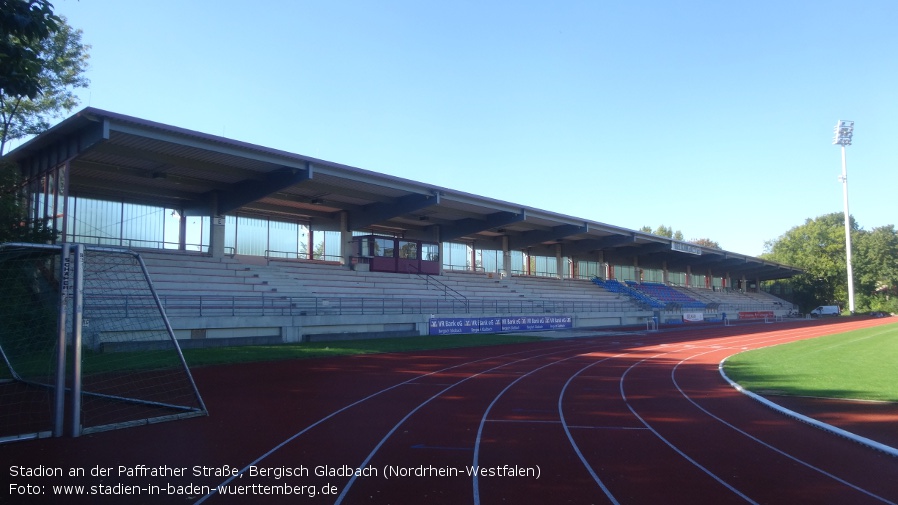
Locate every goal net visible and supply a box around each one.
[0,243,207,443]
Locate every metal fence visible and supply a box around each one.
[83,294,642,318]
[83,295,791,319]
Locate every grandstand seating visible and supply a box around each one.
[138,251,303,297]
[677,286,793,311]
[137,251,641,315]
[588,277,796,313]
[592,278,665,309]
[509,275,616,301]
[626,282,706,309]
[133,250,793,343]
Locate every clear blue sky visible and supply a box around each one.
[50,0,897,256]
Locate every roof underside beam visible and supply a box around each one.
[349,192,440,230]
[199,164,312,215]
[594,234,638,249]
[239,201,340,221]
[69,176,198,204]
[94,143,268,181]
[440,211,526,242]
[508,223,588,250]
[220,166,312,214]
[630,242,673,257]
[559,238,605,256]
[666,252,729,269]
[726,261,783,276]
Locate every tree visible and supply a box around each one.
[854,225,898,313]
[641,225,723,248]
[762,213,852,310]
[0,0,60,100]
[0,159,56,243]
[762,212,898,313]
[640,224,684,241]
[688,238,721,249]
[1,14,89,154]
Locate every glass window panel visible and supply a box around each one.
[35,190,46,228]
[324,231,341,261]
[577,260,602,280]
[46,171,56,224]
[399,241,417,259]
[642,268,664,283]
[268,220,299,258]
[614,265,637,282]
[236,215,267,256]
[55,165,66,234]
[297,224,310,258]
[374,237,394,257]
[121,202,164,248]
[355,236,370,256]
[312,230,342,261]
[421,243,439,262]
[442,242,471,270]
[185,215,209,252]
[476,249,502,272]
[224,215,237,255]
[64,196,76,242]
[545,256,557,277]
[478,249,500,273]
[74,198,121,245]
[530,255,557,277]
[163,209,180,250]
[510,250,524,275]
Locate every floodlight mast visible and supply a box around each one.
[833,120,855,314]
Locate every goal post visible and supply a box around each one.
[0,243,208,443]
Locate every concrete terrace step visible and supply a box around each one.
[135,251,649,309]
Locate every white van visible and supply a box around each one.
[810,305,841,317]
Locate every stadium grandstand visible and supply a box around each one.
[5,108,801,346]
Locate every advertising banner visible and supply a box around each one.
[737,311,775,320]
[682,312,704,322]
[428,315,573,335]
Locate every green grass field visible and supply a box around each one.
[69,321,897,405]
[59,334,544,374]
[724,322,898,402]
[179,334,545,368]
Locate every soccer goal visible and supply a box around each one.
[0,243,207,443]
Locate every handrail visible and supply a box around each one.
[406,264,469,310]
[265,249,342,263]
[62,234,208,252]
[80,293,646,318]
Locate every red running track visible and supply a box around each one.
[2,317,896,504]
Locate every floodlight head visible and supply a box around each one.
[833,120,854,146]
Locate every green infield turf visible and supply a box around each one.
[723,322,898,402]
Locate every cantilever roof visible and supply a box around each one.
[7,107,800,281]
